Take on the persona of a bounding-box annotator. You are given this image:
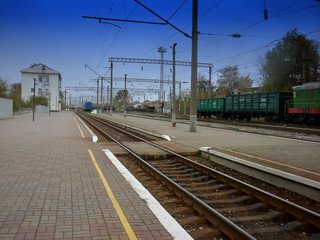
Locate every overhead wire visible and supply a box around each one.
[167,0,188,22]
[89,1,115,67]
[271,4,320,19]
[96,1,115,67]
[212,28,320,65]
[99,3,138,67]
[198,0,320,61]
[139,0,225,59]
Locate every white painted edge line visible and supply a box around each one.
[103,149,192,240]
[75,114,98,142]
[199,147,320,190]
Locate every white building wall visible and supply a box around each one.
[49,74,60,111]
[21,72,61,111]
[0,98,13,118]
[21,73,36,102]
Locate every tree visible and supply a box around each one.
[0,77,8,98]
[238,75,254,92]
[9,83,22,110]
[197,74,216,99]
[260,29,319,91]
[217,65,253,94]
[113,90,130,109]
[217,66,239,93]
[25,96,48,107]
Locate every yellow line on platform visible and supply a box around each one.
[74,116,84,138]
[88,149,137,240]
[215,146,320,177]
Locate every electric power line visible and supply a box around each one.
[167,0,188,22]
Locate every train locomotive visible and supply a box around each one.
[197,82,320,124]
[83,101,93,112]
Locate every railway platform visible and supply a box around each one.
[98,113,320,184]
[0,112,191,240]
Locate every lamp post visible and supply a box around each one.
[124,74,127,117]
[32,77,37,122]
[48,92,51,116]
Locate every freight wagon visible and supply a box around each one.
[197,83,320,123]
[197,98,225,119]
[198,92,292,121]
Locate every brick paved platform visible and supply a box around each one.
[0,112,187,240]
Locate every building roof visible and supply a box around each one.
[20,63,61,75]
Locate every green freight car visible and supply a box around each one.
[225,92,292,121]
[197,98,225,118]
[197,84,319,123]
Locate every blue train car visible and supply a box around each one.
[84,102,93,112]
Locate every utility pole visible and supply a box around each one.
[209,66,212,99]
[49,92,51,116]
[101,77,104,113]
[158,47,167,112]
[64,89,67,109]
[171,43,177,124]
[84,64,111,113]
[69,93,71,108]
[96,78,99,113]
[33,78,37,122]
[110,62,113,116]
[190,0,198,132]
[107,85,110,109]
[124,74,127,117]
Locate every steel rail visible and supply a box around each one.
[87,113,320,230]
[77,112,256,240]
[125,112,320,140]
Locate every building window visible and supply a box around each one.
[46,89,49,96]
[38,89,42,96]
[46,75,49,83]
[31,88,34,93]
[38,75,42,83]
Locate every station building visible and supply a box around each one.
[21,63,62,111]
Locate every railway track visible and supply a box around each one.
[126,111,320,139]
[77,112,320,239]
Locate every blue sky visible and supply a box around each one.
[1,0,319,104]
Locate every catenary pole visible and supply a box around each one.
[101,77,103,113]
[110,62,113,116]
[189,0,198,132]
[171,43,177,124]
[124,74,127,117]
[96,78,99,113]
[209,66,212,99]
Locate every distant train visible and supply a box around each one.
[126,103,156,112]
[197,82,320,124]
[83,102,93,112]
[83,102,116,112]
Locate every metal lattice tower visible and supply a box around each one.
[158,47,167,103]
